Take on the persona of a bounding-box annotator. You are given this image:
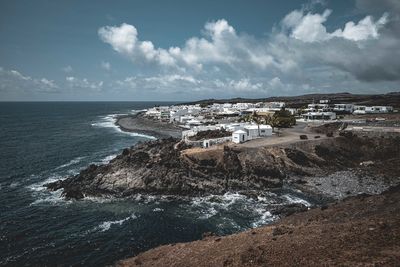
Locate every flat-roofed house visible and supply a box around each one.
[232,130,247,143]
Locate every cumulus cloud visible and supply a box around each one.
[283,9,388,42]
[113,75,299,97]
[279,7,400,82]
[331,14,388,41]
[66,76,104,90]
[98,23,176,67]
[0,68,58,92]
[98,23,138,56]
[98,4,400,98]
[99,20,286,72]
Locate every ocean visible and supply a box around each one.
[0,102,311,266]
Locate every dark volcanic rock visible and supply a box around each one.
[46,135,400,199]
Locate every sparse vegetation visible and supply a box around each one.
[189,129,231,141]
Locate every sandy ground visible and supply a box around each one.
[237,122,327,148]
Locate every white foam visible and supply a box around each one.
[95,213,137,232]
[27,175,64,192]
[91,114,156,140]
[283,194,311,207]
[84,195,116,203]
[9,182,20,188]
[153,207,164,212]
[55,156,86,170]
[101,154,118,164]
[251,210,275,228]
[198,206,218,219]
[191,192,248,210]
[30,189,70,206]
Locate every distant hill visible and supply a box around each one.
[182,92,400,108]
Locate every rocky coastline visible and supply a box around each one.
[44,118,400,266]
[46,131,400,202]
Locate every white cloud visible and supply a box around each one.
[10,70,32,81]
[98,7,400,98]
[145,74,198,85]
[288,9,333,42]
[0,68,59,92]
[66,76,103,90]
[63,65,73,73]
[331,14,388,41]
[101,61,111,71]
[99,20,285,71]
[98,23,176,67]
[284,9,389,42]
[39,78,58,89]
[228,78,263,92]
[98,23,138,56]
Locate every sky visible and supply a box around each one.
[0,0,399,101]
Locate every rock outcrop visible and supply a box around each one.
[46,134,400,199]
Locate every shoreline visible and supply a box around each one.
[115,112,183,139]
[45,115,400,266]
[117,184,400,267]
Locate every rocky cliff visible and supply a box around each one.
[46,132,400,200]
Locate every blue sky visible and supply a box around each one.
[0,0,399,101]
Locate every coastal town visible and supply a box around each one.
[47,93,400,266]
[141,100,397,148]
[4,0,400,265]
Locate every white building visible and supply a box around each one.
[244,125,273,139]
[303,112,336,121]
[232,130,247,143]
[353,105,393,114]
[334,104,354,114]
[232,125,272,143]
[305,104,333,113]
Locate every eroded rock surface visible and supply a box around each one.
[46,134,400,199]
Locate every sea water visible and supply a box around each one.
[0,102,311,266]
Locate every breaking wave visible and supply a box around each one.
[91,114,156,139]
[55,156,86,170]
[94,213,138,232]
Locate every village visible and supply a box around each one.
[143,100,396,148]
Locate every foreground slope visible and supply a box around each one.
[117,185,400,266]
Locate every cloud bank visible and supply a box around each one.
[98,4,400,98]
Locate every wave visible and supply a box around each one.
[282,194,311,207]
[55,156,86,170]
[91,114,156,140]
[94,213,137,232]
[27,175,70,206]
[9,181,21,188]
[27,175,64,192]
[101,154,117,164]
[30,189,71,206]
[152,207,164,212]
[188,191,311,229]
[251,210,275,228]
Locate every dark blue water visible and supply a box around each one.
[0,102,311,266]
